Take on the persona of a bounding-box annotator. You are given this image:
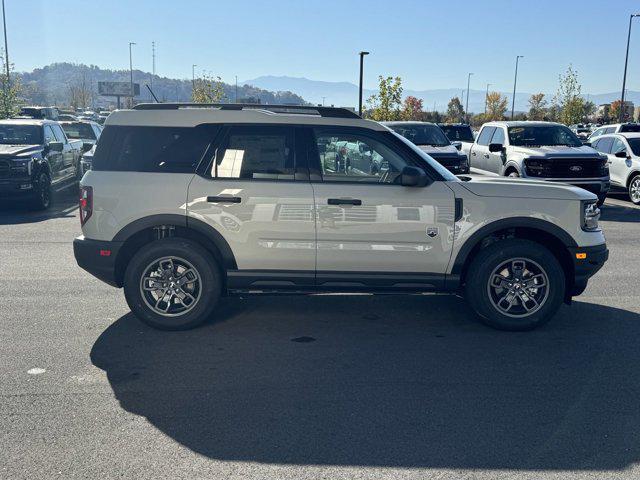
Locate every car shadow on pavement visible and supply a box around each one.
[0,189,78,225]
[600,202,640,223]
[91,295,640,471]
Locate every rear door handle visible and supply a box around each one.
[471,151,477,156]
[328,198,362,206]
[207,196,241,203]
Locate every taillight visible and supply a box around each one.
[79,186,93,226]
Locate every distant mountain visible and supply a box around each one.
[244,75,640,114]
[18,63,307,108]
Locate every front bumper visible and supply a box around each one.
[73,236,123,287]
[568,243,609,295]
[534,177,610,196]
[0,178,36,199]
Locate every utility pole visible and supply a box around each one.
[358,51,369,116]
[511,55,524,120]
[322,96,326,106]
[465,73,473,123]
[192,64,197,92]
[620,14,639,122]
[2,0,10,90]
[485,83,491,115]
[235,75,238,103]
[128,42,136,107]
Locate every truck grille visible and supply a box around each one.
[0,160,10,179]
[525,158,606,178]
[429,154,467,174]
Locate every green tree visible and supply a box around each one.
[582,100,596,121]
[485,92,508,121]
[555,65,585,125]
[192,73,226,103]
[528,93,547,120]
[0,51,22,119]
[445,97,465,123]
[366,76,403,121]
[401,95,424,121]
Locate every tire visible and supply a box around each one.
[465,239,565,331]
[629,174,640,205]
[507,170,520,178]
[123,238,222,330]
[596,194,607,207]
[32,172,52,210]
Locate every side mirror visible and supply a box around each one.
[451,141,462,151]
[48,141,64,152]
[488,143,504,153]
[401,166,429,187]
[615,150,628,158]
[82,142,93,152]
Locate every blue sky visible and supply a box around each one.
[5,0,640,94]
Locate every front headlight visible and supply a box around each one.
[581,200,600,231]
[10,157,34,175]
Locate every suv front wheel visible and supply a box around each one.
[124,238,222,330]
[465,239,565,331]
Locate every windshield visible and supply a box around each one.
[0,125,43,145]
[391,131,458,181]
[620,124,640,133]
[628,138,640,156]
[508,125,582,147]
[61,122,96,140]
[440,125,474,142]
[389,124,450,147]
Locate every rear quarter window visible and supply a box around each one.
[92,125,217,173]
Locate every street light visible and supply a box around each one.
[128,42,136,107]
[511,55,524,120]
[2,0,9,90]
[358,51,369,116]
[620,14,639,122]
[485,83,491,115]
[465,73,473,123]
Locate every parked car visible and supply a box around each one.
[60,120,102,153]
[73,103,608,332]
[439,123,475,158]
[591,133,640,204]
[569,124,591,143]
[18,106,59,121]
[58,114,80,121]
[0,119,82,209]
[466,121,610,205]
[588,123,640,143]
[383,121,469,174]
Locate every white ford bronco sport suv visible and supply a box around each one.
[73,104,608,331]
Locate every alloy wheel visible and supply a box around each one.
[139,256,202,317]
[486,257,549,318]
[630,177,640,204]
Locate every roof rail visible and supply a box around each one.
[132,103,361,119]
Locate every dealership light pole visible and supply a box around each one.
[511,55,524,120]
[485,83,491,115]
[2,0,9,90]
[465,73,473,122]
[358,51,369,117]
[620,14,639,122]
[128,42,136,107]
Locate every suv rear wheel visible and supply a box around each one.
[123,238,221,330]
[465,239,565,331]
[629,174,640,205]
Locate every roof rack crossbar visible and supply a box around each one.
[132,103,361,119]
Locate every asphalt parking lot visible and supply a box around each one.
[1,189,640,480]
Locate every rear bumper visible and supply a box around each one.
[569,243,609,294]
[73,236,123,287]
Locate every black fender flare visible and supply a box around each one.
[112,214,237,269]
[450,217,577,275]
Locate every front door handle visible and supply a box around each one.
[328,198,362,206]
[207,196,241,203]
[484,154,490,159]
[471,151,477,156]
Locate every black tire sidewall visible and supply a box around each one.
[33,173,52,210]
[123,238,221,330]
[465,239,565,331]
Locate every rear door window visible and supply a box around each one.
[596,137,613,154]
[476,127,496,146]
[213,125,295,180]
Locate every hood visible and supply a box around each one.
[458,175,596,201]
[510,145,601,158]
[0,144,42,156]
[417,144,459,155]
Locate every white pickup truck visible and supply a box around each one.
[466,121,610,205]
